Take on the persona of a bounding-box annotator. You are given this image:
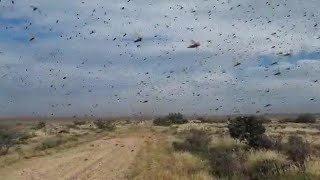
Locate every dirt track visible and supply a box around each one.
[0,137,143,180]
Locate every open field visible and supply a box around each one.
[1,115,320,179]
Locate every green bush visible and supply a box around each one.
[173,129,211,152]
[94,119,116,131]
[247,159,288,180]
[153,113,188,126]
[227,116,270,149]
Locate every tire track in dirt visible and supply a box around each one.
[0,137,143,180]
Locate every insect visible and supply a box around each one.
[187,40,200,48]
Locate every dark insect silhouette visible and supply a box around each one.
[187,40,200,48]
[134,37,142,43]
[234,62,241,67]
[29,37,35,42]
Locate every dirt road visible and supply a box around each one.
[0,137,143,180]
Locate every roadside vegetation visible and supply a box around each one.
[1,113,320,179]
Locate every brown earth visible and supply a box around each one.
[0,137,143,180]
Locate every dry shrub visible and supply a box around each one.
[93,119,116,131]
[283,135,311,170]
[173,129,211,152]
[130,135,211,180]
[154,113,188,126]
[247,159,288,180]
[0,129,19,155]
[208,147,242,177]
[295,114,316,123]
[33,121,46,130]
[153,117,172,126]
[257,116,272,124]
[36,136,65,150]
[73,120,86,126]
[279,118,293,123]
[279,114,316,124]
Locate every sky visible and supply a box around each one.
[0,0,320,117]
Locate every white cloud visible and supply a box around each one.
[0,0,320,117]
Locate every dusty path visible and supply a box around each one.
[0,137,143,180]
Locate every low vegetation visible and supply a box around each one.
[93,119,116,131]
[173,128,211,152]
[32,121,46,130]
[36,136,65,150]
[284,135,311,170]
[1,115,320,179]
[153,112,188,126]
[0,129,19,155]
[227,116,273,149]
[170,115,318,179]
[73,120,86,126]
[279,114,316,123]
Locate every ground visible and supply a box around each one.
[0,116,320,179]
[0,137,142,180]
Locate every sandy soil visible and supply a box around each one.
[0,137,143,180]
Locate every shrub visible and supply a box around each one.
[204,118,226,123]
[257,116,272,124]
[196,116,206,122]
[250,134,274,149]
[17,132,34,144]
[153,113,188,126]
[0,129,19,155]
[280,114,316,124]
[37,137,65,150]
[295,114,316,123]
[153,117,172,126]
[73,120,86,126]
[278,118,292,123]
[269,135,283,151]
[227,116,268,149]
[167,113,188,124]
[207,146,243,177]
[94,119,116,131]
[283,135,310,169]
[248,159,288,180]
[173,129,211,152]
[33,121,46,130]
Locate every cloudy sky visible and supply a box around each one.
[0,0,320,117]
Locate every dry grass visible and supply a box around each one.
[1,117,320,179]
[129,132,212,180]
[245,150,289,174]
[307,159,320,176]
[0,121,113,167]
